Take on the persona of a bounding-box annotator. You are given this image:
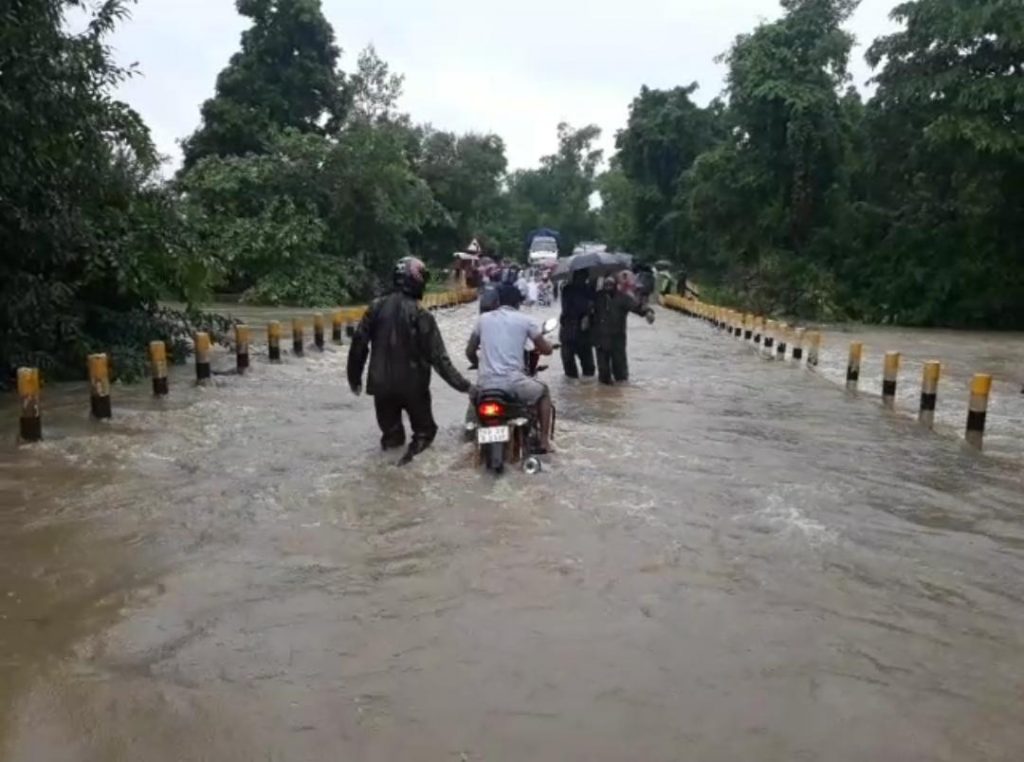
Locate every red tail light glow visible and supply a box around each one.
[478,401,505,419]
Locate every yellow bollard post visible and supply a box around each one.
[88,353,112,419]
[313,313,325,351]
[965,374,992,449]
[235,325,250,373]
[345,308,358,338]
[292,318,305,357]
[764,320,776,352]
[776,323,789,358]
[331,310,344,344]
[744,314,753,341]
[753,317,763,345]
[919,361,941,428]
[194,332,212,383]
[882,351,900,408]
[268,321,282,362]
[150,340,169,396]
[792,328,806,362]
[17,367,42,442]
[846,342,863,390]
[808,332,822,367]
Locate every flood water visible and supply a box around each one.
[2,303,1024,761]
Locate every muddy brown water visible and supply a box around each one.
[2,304,1024,761]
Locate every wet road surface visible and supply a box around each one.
[2,305,1024,761]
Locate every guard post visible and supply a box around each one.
[919,361,940,428]
[846,342,863,391]
[966,374,992,449]
[150,341,169,396]
[17,368,42,442]
[88,353,112,419]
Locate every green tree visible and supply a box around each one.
[414,130,509,262]
[504,123,604,256]
[0,0,221,381]
[181,0,348,169]
[857,0,1024,326]
[614,85,723,259]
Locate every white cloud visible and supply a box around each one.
[105,0,901,173]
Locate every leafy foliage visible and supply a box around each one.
[0,0,211,382]
[601,0,1024,327]
[181,0,348,169]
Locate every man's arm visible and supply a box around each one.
[419,310,472,393]
[527,320,554,356]
[624,293,655,319]
[346,302,376,394]
[466,324,481,368]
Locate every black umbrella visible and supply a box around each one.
[552,251,633,282]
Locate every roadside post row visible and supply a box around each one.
[660,294,996,452]
[14,288,478,442]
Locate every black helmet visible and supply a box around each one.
[393,256,430,299]
[497,283,522,308]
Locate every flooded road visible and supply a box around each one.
[2,304,1024,761]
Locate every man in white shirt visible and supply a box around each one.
[466,285,555,452]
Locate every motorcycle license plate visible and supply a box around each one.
[478,426,510,445]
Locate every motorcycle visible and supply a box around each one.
[467,317,559,475]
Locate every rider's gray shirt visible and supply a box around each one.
[470,307,541,391]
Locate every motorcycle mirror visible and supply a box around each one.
[542,318,559,334]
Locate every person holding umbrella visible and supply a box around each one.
[592,272,655,386]
[558,269,597,379]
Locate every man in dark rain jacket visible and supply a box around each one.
[592,275,655,386]
[348,257,474,465]
[558,269,596,379]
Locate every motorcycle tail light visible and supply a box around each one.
[478,401,505,419]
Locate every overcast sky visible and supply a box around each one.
[104,0,901,172]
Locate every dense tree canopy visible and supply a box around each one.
[603,0,1024,326]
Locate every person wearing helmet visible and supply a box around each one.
[347,257,474,465]
[592,273,655,386]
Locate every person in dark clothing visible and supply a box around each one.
[558,269,596,379]
[592,275,655,385]
[348,257,474,465]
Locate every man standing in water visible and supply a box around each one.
[348,257,474,466]
[592,274,655,386]
[559,269,596,379]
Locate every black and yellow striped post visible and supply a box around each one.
[753,317,763,345]
[764,320,776,352]
[807,332,822,367]
[88,353,112,419]
[235,325,250,373]
[965,373,992,449]
[792,329,805,362]
[919,361,940,428]
[776,323,788,358]
[313,313,325,351]
[882,351,900,408]
[346,308,357,338]
[292,318,305,357]
[744,314,753,341]
[195,332,212,383]
[331,310,344,344]
[150,340,169,396]
[732,312,742,338]
[846,342,863,391]
[268,321,282,362]
[17,367,42,442]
